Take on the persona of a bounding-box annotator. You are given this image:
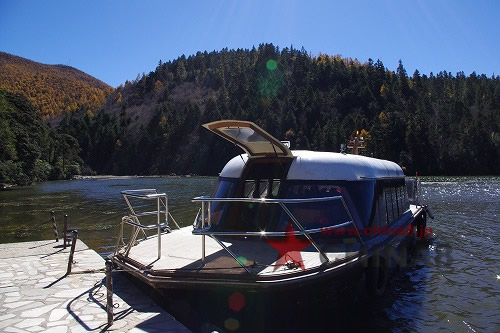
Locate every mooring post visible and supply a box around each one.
[66,230,78,275]
[105,259,114,326]
[51,211,59,242]
[63,214,68,249]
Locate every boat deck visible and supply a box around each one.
[113,205,426,289]
[117,227,358,277]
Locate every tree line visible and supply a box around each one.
[0,89,83,185]
[1,44,499,185]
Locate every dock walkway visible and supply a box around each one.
[0,240,190,332]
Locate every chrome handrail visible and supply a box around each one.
[191,195,364,273]
[121,216,170,230]
[121,189,166,198]
[115,189,180,260]
[192,220,354,237]
[192,195,345,204]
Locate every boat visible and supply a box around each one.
[111,120,431,296]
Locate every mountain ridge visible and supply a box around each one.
[1,44,498,182]
[59,43,498,176]
[0,51,113,118]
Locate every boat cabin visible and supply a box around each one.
[199,120,411,240]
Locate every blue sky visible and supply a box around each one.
[1,0,498,87]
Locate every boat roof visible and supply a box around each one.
[220,150,404,181]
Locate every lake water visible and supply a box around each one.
[0,176,218,254]
[0,176,498,332]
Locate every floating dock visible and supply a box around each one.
[0,240,190,332]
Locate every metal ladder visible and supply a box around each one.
[114,189,180,260]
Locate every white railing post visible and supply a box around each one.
[157,196,161,260]
[201,200,206,266]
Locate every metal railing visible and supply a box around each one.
[191,195,363,274]
[115,189,180,260]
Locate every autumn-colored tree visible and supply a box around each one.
[0,52,113,118]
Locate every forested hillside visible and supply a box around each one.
[59,44,498,177]
[0,52,113,118]
[0,90,83,185]
[2,44,499,185]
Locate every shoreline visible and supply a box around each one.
[72,174,207,180]
[55,174,500,181]
[2,175,498,191]
[0,174,213,190]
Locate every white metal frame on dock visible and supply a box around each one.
[115,189,180,260]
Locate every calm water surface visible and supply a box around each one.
[0,176,498,332]
[0,177,217,253]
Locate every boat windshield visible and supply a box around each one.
[213,177,238,198]
[206,177,286,232]
[203,178,239,229]
[204,179,367,233]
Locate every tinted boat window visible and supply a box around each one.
[243,180,255,198]
[213,178,238,198]
[402,185,409,210]
[279,200,350,231]
[270,179,280,197]
[384,188,391,224]
[393,186,399,217]
[398,186,403,215]
[404,185,409,211]
[378,179,408,225]
[243,179,281,198]
[372,190,384,228]
[208,178,238,227]
[284,180,375,228]
[390,187,396,221]
[345,181,375,227]
[207,177,283,232]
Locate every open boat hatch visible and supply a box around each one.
[202,120,293,158]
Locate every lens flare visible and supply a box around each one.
[259,59,283,100]
[236,256,248,266]
[266,59,277,71]
[224,317,240,331]
[228,291,245,312]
